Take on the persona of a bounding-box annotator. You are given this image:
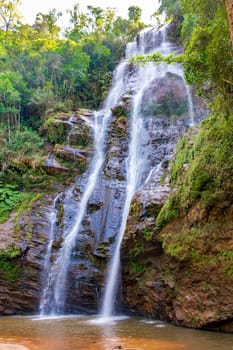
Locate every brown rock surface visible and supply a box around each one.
[0,196,53,315]
[122,197,233,332]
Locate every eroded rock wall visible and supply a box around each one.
[122,194,233,331]
[0,195,52,315]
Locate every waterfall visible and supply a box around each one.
[67,116,75,146]
[186,85,195,126]
[39,194,61,315]
[40,24,197,316]
[52,111,111,313]
[101,25,196,317]
[39,51,128,315]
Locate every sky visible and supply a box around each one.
[20,0,160,26]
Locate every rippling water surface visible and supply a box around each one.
[0,315,232,350]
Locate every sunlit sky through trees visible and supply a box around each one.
[20,0,159,26]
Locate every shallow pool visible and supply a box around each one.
[0,315,232,350]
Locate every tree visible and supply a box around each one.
[56,40,90,100]
[226,0,233,46]
[0,72,21,141]
[0,0,21,34]
[33,9,62,39]
[128,6,142,23]
[87,6,104,32]
[103,7,116,32]
[159,0,181,16]
[158,0,232,89]
[67,3,88,40]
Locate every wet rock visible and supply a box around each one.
[0,195,56,315]
[42,154,69,175]
[55,145,88,161]
[142,73,189,118]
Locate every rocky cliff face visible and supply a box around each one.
[121,119,233,332]
[0,196,52,315]
[64,99,131,313]
[0,109,93,315]
[0,70,200,316]
[122,195,233,332]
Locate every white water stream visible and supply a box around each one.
[39,194,61,315]
[101,25,195,318]
[40,24,196,316]
[52,110,110,312]
[40,50,128,314]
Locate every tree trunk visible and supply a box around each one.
[226,0,233,47]
[7,112,11,143]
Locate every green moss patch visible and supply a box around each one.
[0,247,21,282]
[156,101,233,229]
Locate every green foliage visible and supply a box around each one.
[156,195,178,229]
[129,241,144,257]
[129,238,146,278]
[0,183,24,222]
[160,218,233,277]
[159,0,232,94]
[176,108,233,208]
[141,228,153,241]
[0,125,44,179]
[181,14,197,44]
[130,201,142,220]
[6,127,43,155]
[34,9,62,39]
[161,225,203,260]
[0,0,21,33]
[0,122,71,193]
[130,52,183,66]
[15,192,40,217]
[41,117,69,144]
[113,105,129,119]
[0,184,38,224]
[159,0,182,17]
[156,95,233,230]
[0,247,21,282]
[128,6,142,23]
[0,1,146,132]
[131,262,145,274]
[0,71,21,139]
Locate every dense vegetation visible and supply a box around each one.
[0,1,145,218]
[153,0,233,276]
[155,0,233,225]
[0,0,232,228]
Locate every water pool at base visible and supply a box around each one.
[0,315,232,350]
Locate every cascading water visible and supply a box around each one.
[39,51,128,315]
[186,85,195,126]
[40,112,110,314]
[40,24,197,316]
[52,111,110,313]
[39,193,61,315]
[101,25,196,318]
